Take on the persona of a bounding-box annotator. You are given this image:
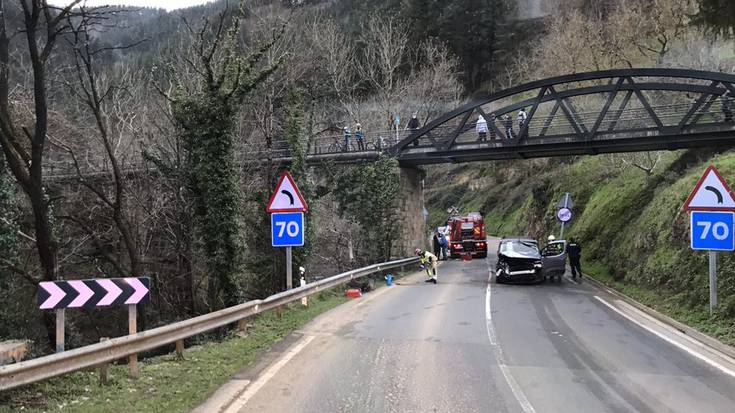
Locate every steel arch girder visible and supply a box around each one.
[391,68,735,157]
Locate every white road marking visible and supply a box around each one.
[594,295,735,379]
[485,264,537,413]
[223,335,316,413]
[563,274,581,285]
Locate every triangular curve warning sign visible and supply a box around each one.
[683,165,735,211]
[267,171,308,213]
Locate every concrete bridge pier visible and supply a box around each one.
[394,167,428,257]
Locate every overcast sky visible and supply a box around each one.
[55,1,216,11]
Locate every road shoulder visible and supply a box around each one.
[191,269,429,413]
[565,272,735,378]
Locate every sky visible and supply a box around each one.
[54,0,216,11]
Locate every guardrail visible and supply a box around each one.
[0,257,418,391]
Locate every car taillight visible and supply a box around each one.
[452,243,463,249]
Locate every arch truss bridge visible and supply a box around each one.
[390,69,735,166]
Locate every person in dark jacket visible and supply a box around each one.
[408,113,420,131]
[489,113,497,140]
[408,113,420,147]
[355,123,365,151]
[722,92,733,123]
[566,237,582,280]
[504,114,515,139]
[432,230,442,258]
[439,231,449,260]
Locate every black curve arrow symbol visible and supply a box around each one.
[281,190,295,205]
[705,186,724,204]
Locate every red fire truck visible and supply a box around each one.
[448,212,488,258]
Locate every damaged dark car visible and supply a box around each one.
[495,238,544,283]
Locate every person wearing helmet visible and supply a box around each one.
[415,248,438,284]
[547,235,556,242]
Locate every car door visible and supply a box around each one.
[541,240,567,275]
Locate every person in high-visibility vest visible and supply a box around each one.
[415,248,438,284]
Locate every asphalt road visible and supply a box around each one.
[214,238,735,413]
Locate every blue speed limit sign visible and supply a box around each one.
[271,212,305,247]
[691,211,735,251]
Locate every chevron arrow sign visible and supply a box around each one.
[37,277,151,310]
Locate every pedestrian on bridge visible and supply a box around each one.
[504,115,515,139]
[489,113,497,140]
[518,108,528,131]
[566,237,582,281]
[376,135,386,151]
[343,127,352,151]
[722,92,733,123]
[355,123,365,151]
[408,113,420,147]
[416,248,438,284]
[476,115,488,141]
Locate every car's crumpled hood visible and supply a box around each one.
[501,251,541,259]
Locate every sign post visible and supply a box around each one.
[684,165,735,315]
[556,193,574,239]
[710,251,718,312]
[55,309,65,353]
[286,247,293,290]
[128,304,139,378]
[267,172,309,291]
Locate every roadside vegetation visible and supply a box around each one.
[0,0,465,355]
[2,0,735,405]
[427,151,735,345]
[0,290,349,413]
[426,0,735,345]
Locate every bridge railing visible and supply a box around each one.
[309,129,412,155]
[0,256,418,391]
[399,97,735,150]
[41,131,404,178]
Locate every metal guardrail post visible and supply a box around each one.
[175,340,185,361]
[98,338,109,385]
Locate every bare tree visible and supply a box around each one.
[358,14,410,124]
[309,17,359,121]
[404,40,463,124]
[605,151,664,176]
[54,9,147,279]
[628,0,696,64]
[0,0,84,284]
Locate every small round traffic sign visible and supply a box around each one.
[557,207,573,223]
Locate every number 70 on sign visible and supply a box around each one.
[691,211,735,251]
[271,212,305,247]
